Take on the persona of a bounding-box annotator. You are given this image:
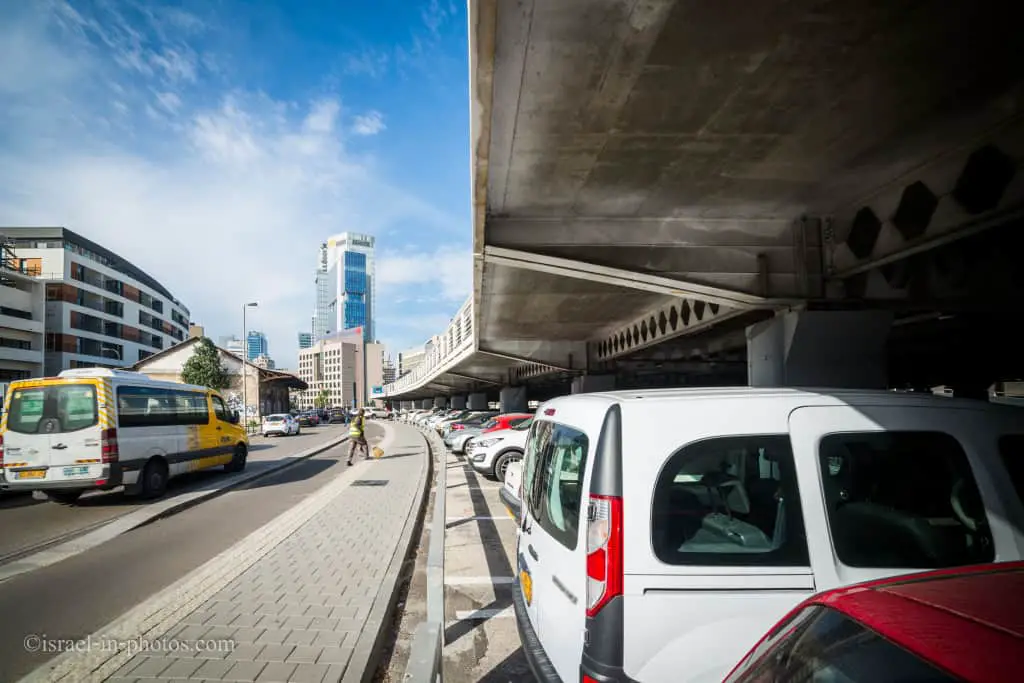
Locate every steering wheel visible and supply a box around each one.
[950,479,984,532]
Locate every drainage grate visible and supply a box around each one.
[351,479,389,487]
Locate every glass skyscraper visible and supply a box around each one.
[246,331,268,361]
[297,332,313,349]
[312,232,375,343]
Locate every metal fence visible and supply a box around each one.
[403,426,447,682]
[382,298,474,398]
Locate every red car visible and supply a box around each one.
[725,561,1024,683]
[478,412,532,433]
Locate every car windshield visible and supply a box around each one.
[7,383,98,434]
[513,417,534,431]
[482,419,498,429]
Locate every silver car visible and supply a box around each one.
[444,425,482,453]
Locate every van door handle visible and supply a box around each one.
[528,544,539,561]
[51,443,67,450]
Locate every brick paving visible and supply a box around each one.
[96,424,428,683]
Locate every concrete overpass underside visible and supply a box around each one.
[463,0,1024,397]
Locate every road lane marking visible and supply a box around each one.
[445,576,515,586]
[453,607,514,620]
[445,516,515,522]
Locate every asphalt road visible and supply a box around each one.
[0,422,384,682]
[0,425,348,565]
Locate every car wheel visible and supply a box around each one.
[226,444,248,473]
[493,451,522,482]
[140,458,169,499]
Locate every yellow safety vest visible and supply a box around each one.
[349,417,365,438]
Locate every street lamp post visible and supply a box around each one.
[101,346,122,368]
[242,302,258,424]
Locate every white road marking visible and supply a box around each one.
[446,516,516,522]
[445,576,516,585]
[453,607,515,620]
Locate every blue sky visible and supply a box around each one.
[0,0,471,367]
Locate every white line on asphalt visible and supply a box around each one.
[445,576,515,585]
[453,607,515,620]
[445,516,516,522]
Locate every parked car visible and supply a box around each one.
[725,561,1024,683]
[501,459,523,522]
[513,387,1022,683]
[262,413,299,437]
[467,416,532,480]
[296,412,318,427]
[441,410,499,438]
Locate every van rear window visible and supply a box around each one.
[652,435,809,567]
[819,431,993,569]
[7,384,99,434]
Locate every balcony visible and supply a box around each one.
[0,313,43,334]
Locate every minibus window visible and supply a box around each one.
[7,384,98,434]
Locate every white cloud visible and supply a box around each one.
[352,111,385,136]
[377,245,471,302]
[0,2,466,368]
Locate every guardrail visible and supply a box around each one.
[403,425,447,682]
[383,298,474,397]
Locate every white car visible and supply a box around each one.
[500,459,523,523]
[466,417,531,480]
[514,387,1023,683]
[261,413,299,437]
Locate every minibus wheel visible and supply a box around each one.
[141,459,169,499]
[226,444,248,473]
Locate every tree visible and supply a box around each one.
[314,388,330,408]
[181,337,231,391]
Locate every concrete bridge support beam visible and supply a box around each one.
[467,392,489,411]
[746,310,893,389]
[433,396,448,409]
[420,399,433,410]
[571,374,617,394]
[450,395,467,410]
[499,386,528,413]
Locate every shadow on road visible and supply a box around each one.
[444,455,515,646]
[476,647,533,682]
[238,457,340,491]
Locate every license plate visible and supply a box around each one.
[63,466,90,477]
[520,569,533,605]
[14,469,46,480]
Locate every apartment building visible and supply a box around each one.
[295,329,385,409]
[2,227,190,376]
[0,256,45,381]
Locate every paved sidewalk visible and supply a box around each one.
[22,422,430,683]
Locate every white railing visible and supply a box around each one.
[383,297,474,397]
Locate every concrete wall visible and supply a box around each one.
[0,269,45,380]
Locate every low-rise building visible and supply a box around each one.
[131,336,306,418]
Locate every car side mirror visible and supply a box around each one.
[230,410,240,424]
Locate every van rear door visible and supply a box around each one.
[4,381,102,485]
[787,403,1023,590]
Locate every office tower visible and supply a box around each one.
[298,332,313,349]
[312,243,332,340]
[246,331,268,361]
[325,232,375,343]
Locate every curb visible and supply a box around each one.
[0,431,351,584]
[343,426,435,683]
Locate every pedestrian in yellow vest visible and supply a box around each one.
[348,408,368,465]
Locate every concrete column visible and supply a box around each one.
[746,310,893,389]
[499,386,527,413]
[433,396,447,408]
[467,392,489,411]
[420,399,432,410]
[450,395,467,410]
[571,374,617,394]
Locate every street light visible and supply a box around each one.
[101,346,121,361]
[242,302,258,424]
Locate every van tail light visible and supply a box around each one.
[101,428,119,463]
[586,494,623,617]
[582,677,599,683]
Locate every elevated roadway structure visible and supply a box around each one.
[386,0,1024,410]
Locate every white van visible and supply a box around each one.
[0,369,250,504]
[514,387,1024,683]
